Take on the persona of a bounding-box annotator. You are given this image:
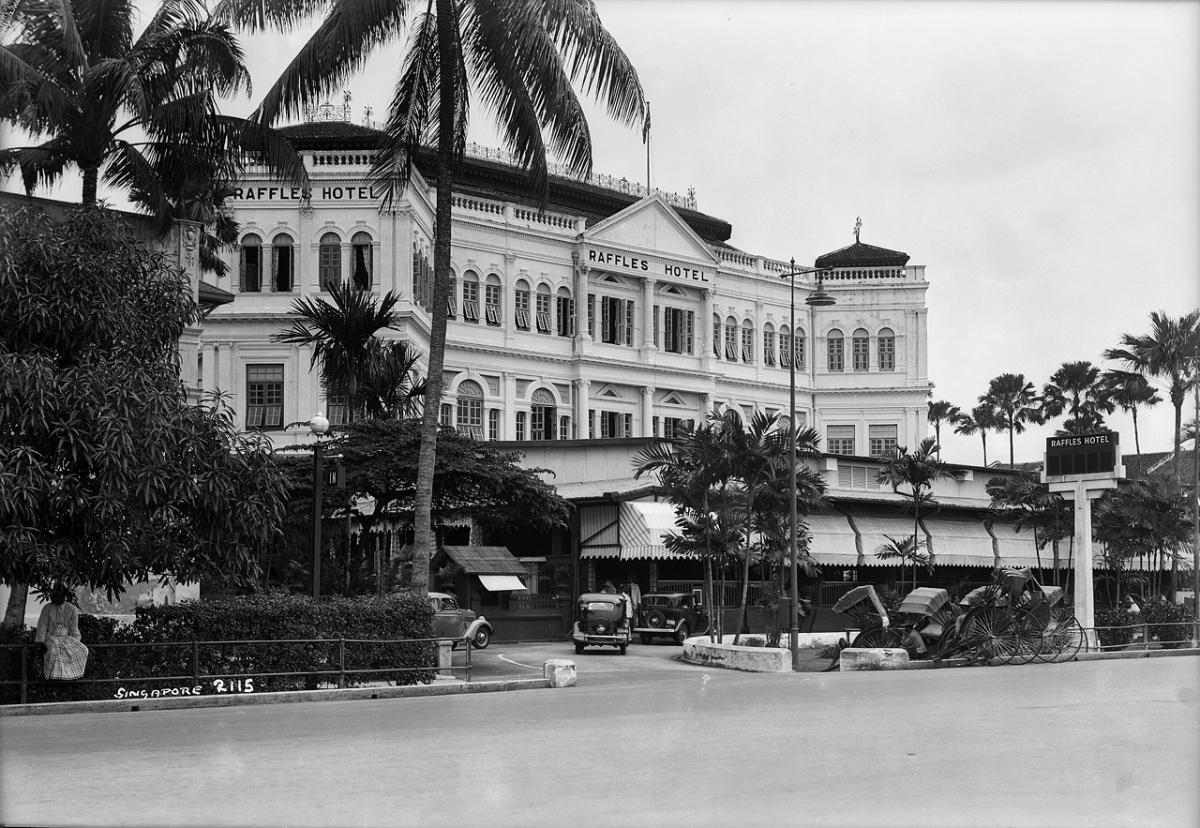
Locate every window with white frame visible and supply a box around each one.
[488,408,500,440]
[456,380,484,438]
[828,329,845,372]
[515,411,527,440]
[662,307,694,354]
[826,424,855,455]
[351,231,372,290]
[326,380,349,426]
[724,317,738,361]
[530,388,556,440]
[240,234,262,292]
[878,328,895,371]
[536,284,552,333]
[272,234,294,292]
[740,320,754,363]
[779,327,792,368]
[599,410,632,438]
[440,403,452,428]
[763,325,776,366]
[245,364,284,429]
[869,424,898,458]
[485,276,502,325]
[556,288,575,337]
[712,314,722,357]
[794,326,806,370]
[852,328,869,372]
[558,414,571,440]
[319,232,341,291]
[663,417,693,438]
[462,271,480,322]
[600,296,634,345]
[515,280,531,330]
[446,272,457,318]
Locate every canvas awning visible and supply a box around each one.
[442,546,527,576]
[806,512,860,566]
[990,523,1048,568]
[922,517,996,567]
[848,514,923,567]
[616,501,690,560]
[478,574,527,592]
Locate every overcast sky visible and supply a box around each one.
[6,0,1198,467]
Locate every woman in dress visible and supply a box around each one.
[35,584,89,680]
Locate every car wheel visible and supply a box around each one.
[674,623,689,645]
[639,633,652,645]
[470,626,491,649]
[574,642,585,655]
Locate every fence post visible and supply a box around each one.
[20,644,28,705]
[338,638,346,689]
[465,638,471,683]
[192,639,200,687]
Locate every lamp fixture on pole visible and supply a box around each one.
[781,258,835,671]
[309,412,330,598]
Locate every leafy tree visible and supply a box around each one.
[1093,478,1191,599]
[0,206,288,626]
[272,282,412,422]
[0,0,305,215]
[216,0,645,595]
[953,404,1000,467]
[982,373,1043,466]
[1098,369,1161,464]
[875,437,960,592]
[926,400,960,455]
[986,473,1072,585]
[1041,360,1112,435]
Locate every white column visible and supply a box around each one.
[503,372,517,439]
[573,254,591,344]
[641,385,655,437]
[1073,485,1095,645]
[574,378,590,439]
[641,277,657,352]
[701,288,716,370]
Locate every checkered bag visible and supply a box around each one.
[44,621,89,681]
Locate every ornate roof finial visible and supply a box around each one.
[854,216,862,243]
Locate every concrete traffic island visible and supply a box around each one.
[681,635,791,672]
[838,647,910,671]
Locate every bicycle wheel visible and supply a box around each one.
[1039,614,1084,663]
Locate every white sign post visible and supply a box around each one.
[1043,432,1123,649]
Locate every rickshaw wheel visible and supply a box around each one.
[1006,609,1042,665]
[1039,614,1084,663]
[962,608,1022,665]
[850,628,903,649]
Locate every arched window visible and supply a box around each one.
[456,380,484,438]
[794,325,806,370]
[239,234,262,292]
[535,284,552,333]
[828,329,844,372]
[514,280,531,330]
[351,231,372,290]
[556,287,575,337]
[852,328,869,371]
[319,232,341,292]
[484,274,502,325]
[446,271,457,318]
[724,316,738,361]
[531,388,556,440]
[462,270,480,322]
[762,323,776,366]
[779,325,792,368]
[272,234,294,292]
[712,314,722,358]
[740,319,754,363]
[878,328,895,371]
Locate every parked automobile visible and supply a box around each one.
[635,592,708,645]
[572,593,630,655]
[429,591,493,649]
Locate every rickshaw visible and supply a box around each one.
[572,593,631,655]
[824,585,902,669]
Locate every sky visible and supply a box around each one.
[5,0,1198,467]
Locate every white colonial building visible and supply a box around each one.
[200,110,931,457]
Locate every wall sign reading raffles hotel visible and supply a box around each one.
[199,117,929,462]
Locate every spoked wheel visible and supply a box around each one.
[1006,610,1043,665]
[961,608,1025,665]
[1038,614,1084,663]
[850,627,904,649]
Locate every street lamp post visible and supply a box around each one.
[309,412,330,598]
[782,259,835,670]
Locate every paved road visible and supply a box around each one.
[2,650,1197,828]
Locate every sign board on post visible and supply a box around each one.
[1045,431,1118,478]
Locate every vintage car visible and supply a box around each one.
[429,591,493,649]
[572,592,630,655]
[635,592,708,645]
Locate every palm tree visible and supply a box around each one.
[927,400,961,455]
[1105,310,1200,485]
[876,437,960,591]
[986,473,1072,584]
[0,0,306,214]
[358,341,426,420]
[219,0,644,594]
[272,282,404,422]
[982,373,1043,466]
[874,535,931,583]
[953,404,999,467]
[1098,369,1161,466]
[1041,360,1112,435]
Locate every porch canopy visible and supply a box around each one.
[848,514,924,567]
[990,522,1048,569]
[578,501,691,561]
[922,516,996,567]
[805,512,859,566]
[442,546,527,591]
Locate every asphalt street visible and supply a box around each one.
[2,643,1197,828]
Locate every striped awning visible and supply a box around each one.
[579,503,620,559]
[848,514,922,567]
[923,517,996,567]
[991,522,1048,568]
[806,512,860,566]
[616,501,691,560]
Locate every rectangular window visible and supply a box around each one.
[440,403,452,428]
[780,332,792,367]
[869,424,899,458]
[600,410,629,438]
[587,294,595,337]
[326,386,349,426]
[795,333,805,370]
[663,308,693,354]
[663,417,690,438]
[273,245,293,292]
[827,425,855,456]
[462,280,479,322]
[245,364,284,430]
[763,331,776,366]
[536,291,552,333]
[559,415,571,441]
[853,336,869,371]
[712,317,721,357]
[485,283,501,326]
[828,337,844,372]
[556,296,575,336]
[319,244,340,292]
[516,411,527,440]
[654,305,660,348]
[241,246,262,293]
[515,289,530,331]
[724,323,737,361]
[488,408,500,440]
[601,297,634,346]
[446,296,456,319]
[740,326,753,363]
[878,335,895,371]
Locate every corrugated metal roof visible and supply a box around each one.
[441,545,526,576]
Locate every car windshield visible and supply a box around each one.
[642,596,677,607]
[584,601,619,611]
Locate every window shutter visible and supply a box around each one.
[652,415,660,436]
[655,305,661,348]
[624,300,634,346]
[623,412,632,437]
[601,297,610,340]
[685,311,694,354]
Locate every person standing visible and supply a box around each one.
[35,584,89,680]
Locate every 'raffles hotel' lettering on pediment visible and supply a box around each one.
[585,247,710,284]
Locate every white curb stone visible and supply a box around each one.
[839,647,910,671]
[543,659,577,687]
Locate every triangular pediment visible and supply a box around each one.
[596,384,624,400]
[583,195,719,265]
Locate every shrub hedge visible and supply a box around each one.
[1,592,436,705]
